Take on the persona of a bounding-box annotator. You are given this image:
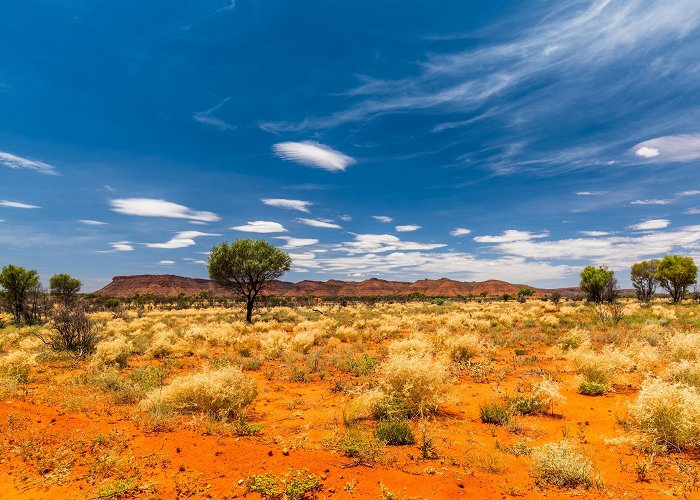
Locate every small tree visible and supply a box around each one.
[579,266,615,304]
[550,291,562,305]
[0,265,40,325]
[208,239,292,323]
[656,255,698,303]
[49,273,82,305]
[631,259,659,302]
[517,288,533,303]
[35,302,98,357]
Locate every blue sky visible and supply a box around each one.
[2,0,700,291]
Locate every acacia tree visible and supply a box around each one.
[579,265,616,303]
[0,264,40,325]
[656,255,698,303]
[631,259,659,302]
[517,288,533,303]
[208,239,291,323]
[49,273,82,305]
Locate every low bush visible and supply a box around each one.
[628,377,700,450]
[376,347,452,417]
[480,402,510,425]
[0,350,37,384]
[90,336,133,368]
[247,468,320,500]
[579,381,606,396]
[532,441,596,489]
[140,365,257,419]
[334,429,384,466]
[445,334,487,364]
[375,419,415,446]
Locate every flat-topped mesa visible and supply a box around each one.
[95,274,552,298]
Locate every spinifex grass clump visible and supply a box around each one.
[532,441,597,489]
[628,377,700,450]
[141,365,257,419]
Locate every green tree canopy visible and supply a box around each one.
[0,264,40,325]
[208,239,292,322]
[49,273,82,305]
[630,259,659,302]
[655,255,697,303]
[517,288,533,303]
[579,266,615,303]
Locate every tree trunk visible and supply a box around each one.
[245,299,254,323]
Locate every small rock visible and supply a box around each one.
[238,479,244,485]
[282,447,290,456]
[268,450,273,456]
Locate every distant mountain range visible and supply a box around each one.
[95,274,560,298]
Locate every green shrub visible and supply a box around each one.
[508,395,547,415]
[480,402,510,425]
[335,429,384,466]
[579,381,606,396]
[247,468,320,500]
[375,419,415,446]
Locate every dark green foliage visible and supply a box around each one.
[480,402,510,425]
[375,419,415,446]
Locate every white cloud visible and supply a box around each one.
[630,199,673,205]
[272,141,355,172]
[274,236,319,248]
[340,215,352,221]
[679,190,700,197]
[0,200,40,209]
[633,134,700,162]
[110,198,220,222]
[79,219,108,225]
[146,231,221,249]
[337,234,447,254]
[0,151,56,175]
[575,191,605,196]
[159,260,175,265]
[635,146,660,158]
[685,208,700,215]
[474,230,549,243]
[395,225,421,232]
[450,227,471,236]
[297,218,342,229]
[579,231,610,237]
[482,224,700,270]
[292,250,571,283]
[628,219,670,231]
[372,215,393,223]
[105,241,133,252]
[262,198,312,212]
[231,221,287,233]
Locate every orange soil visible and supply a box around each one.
[0,345,697,499]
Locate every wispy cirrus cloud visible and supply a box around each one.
[96,241,133,253]
[262,198,312,212]
[110,198,220,222]
[395,225,421,232]
[193,98,235,131]
[336,234,446,254]
[450,228,471,236]
[630,199,673,205]
[628,219,670,231]
[633,134,700,162]
[79,219,108,225]
[272,141,355,172]
[372,215,393,223]
[474,230,549,243]
[296,218,342,229]
[0,151,57,175]
[231,221,287,233]
[146,231,221,249]
[0,200,40,209]
[274,236,319,248]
